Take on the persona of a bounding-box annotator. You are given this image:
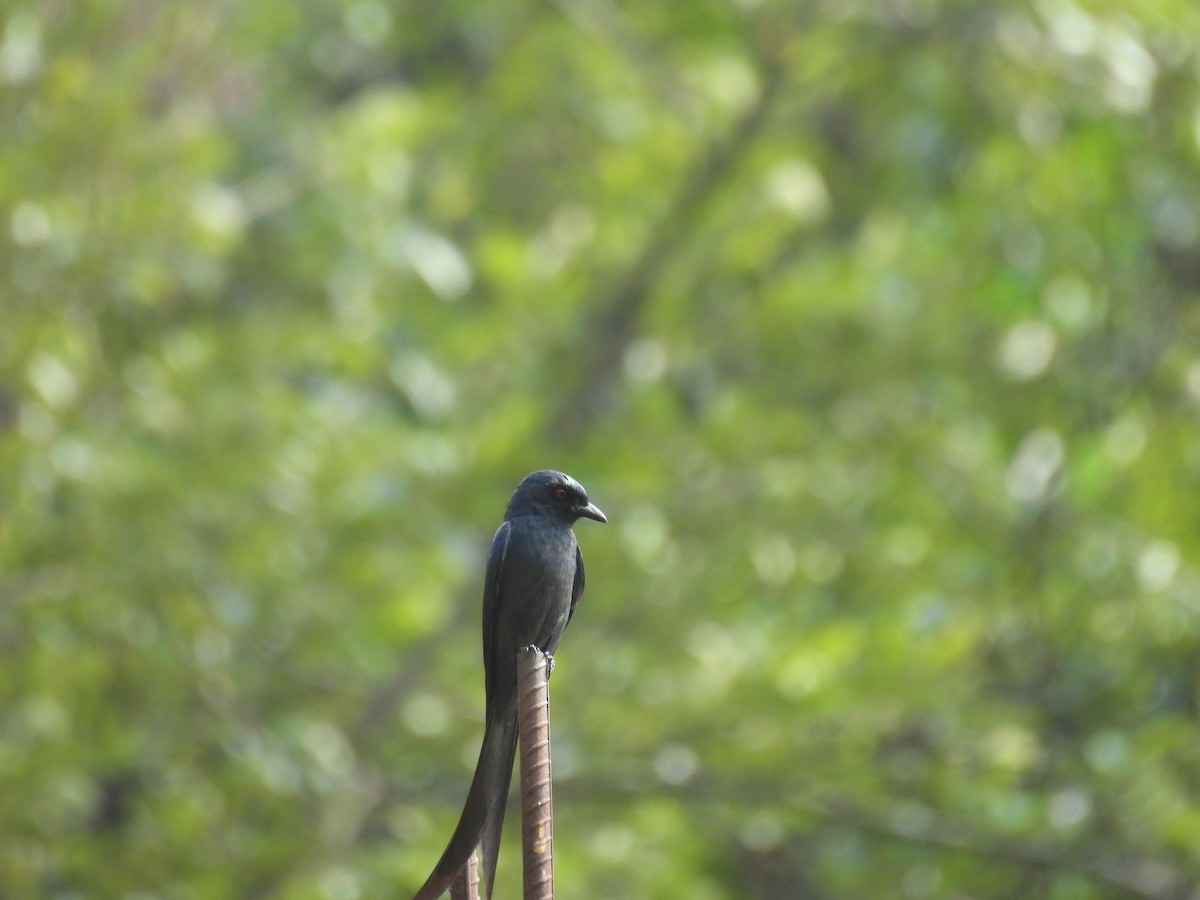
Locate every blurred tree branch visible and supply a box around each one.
[549,45,787,441]
[555,778,1197,900]
[790,786,1194,900]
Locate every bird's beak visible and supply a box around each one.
[577,501,607,524]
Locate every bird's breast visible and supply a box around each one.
[498,519,578,650]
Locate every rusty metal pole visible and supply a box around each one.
[518,647,554,900]
[449,848,480,900]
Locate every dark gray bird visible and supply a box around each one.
[413,470,606,900]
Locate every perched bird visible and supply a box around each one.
[413,470,606,900]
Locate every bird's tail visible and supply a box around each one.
[478,719,518,899]
[412,710,518,900]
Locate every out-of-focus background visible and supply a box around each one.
[4,1,1200,897]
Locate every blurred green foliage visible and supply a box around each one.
[3,1,1200,897]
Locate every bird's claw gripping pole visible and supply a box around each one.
[518,646,554,900]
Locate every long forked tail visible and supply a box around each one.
[478,720,518,899]
[413,712,518,900]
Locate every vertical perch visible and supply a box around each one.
[518,647,554,900]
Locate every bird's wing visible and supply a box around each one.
[414,521,515,900]
[479,520,515,898]
[481,520,512,715]
[567,543,585,626]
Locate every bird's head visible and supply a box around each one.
[506,470,607,525]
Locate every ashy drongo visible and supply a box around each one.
[413,470,606,900]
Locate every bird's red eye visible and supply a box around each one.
[555,488,567,499]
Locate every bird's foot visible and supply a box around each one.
[519,645,555,675]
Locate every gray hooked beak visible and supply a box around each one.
[577,501,607,524]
